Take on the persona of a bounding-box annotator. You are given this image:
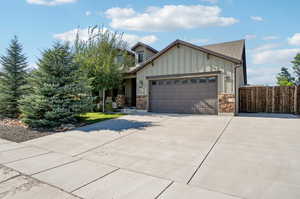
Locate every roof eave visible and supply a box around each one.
[131,42,158,54]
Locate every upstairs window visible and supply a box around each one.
[137,51,144,63]
[116,55,124,64]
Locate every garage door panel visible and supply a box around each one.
[149,77,218,114]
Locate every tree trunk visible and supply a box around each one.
[102,89,105,113]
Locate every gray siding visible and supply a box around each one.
[136,44,238,96]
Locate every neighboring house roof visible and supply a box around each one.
[128,39,245,74]
[202,40,245,61]
[131,42,158,54]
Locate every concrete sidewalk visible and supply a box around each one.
[0,113,300,199]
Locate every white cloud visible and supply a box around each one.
[85,11,92,16]
[122,35,158,46]
[26,0,77,6]
[247,66,281,85]
[201,0,218,4]
[105,5,238,32]
[245,34,256,40]
[262,36,279,41]
[250,16,264,22]
[288,33,300,46]
[252,48,300,65]
[53,28,158,46]
[188,38,210,44]
[252,43,280,52]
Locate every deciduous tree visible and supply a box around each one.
[75,27,134,112]
[276,67,295,86]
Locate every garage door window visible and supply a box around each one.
[199,78,207,83]
[158,80,164,85]
[208,77,217,82]
[190,79,198,84]
[166,80,172,85]
[174,80,180,85]
[182,79,188,84]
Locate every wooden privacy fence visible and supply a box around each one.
[239,86,300,114]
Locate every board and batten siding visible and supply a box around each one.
[136,44,237,96]
[134,46,156,62]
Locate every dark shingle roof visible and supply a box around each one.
[131,42,158,54]
[202,40,245,61]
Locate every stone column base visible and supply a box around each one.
[136,96,147,110]
[218,94,235,113]
[116,95,125,108]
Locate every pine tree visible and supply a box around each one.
[292,53,300,85]
[0,36,28,118]
[276,67,295,86]
[20,43,94,128]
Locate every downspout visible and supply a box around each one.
[234,63,242,115]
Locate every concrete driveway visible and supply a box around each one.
[0,113,300,199]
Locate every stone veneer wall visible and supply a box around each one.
[116,95,125,108]
[218,94,235,113]
[136,96,147,110]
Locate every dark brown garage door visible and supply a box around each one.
[149,77,218,114]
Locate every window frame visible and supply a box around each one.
[137,51,144,63]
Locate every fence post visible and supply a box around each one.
[294,86,297,114]
[296,86,299,114]
[265,87,268,112]
[272,86,275,113]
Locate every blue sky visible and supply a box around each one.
[1,0,300,85]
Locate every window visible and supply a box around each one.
[152,81,157,85]
[139,80,144,88]
[182,79,188,84]
[174,80,180,84]
[190,79,198,84]
[166,80,172,85]
[116,55,124,64]
[137,51,144,63]
[199,78,207,83]
[208,77,217,82]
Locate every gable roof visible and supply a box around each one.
[202,40,245,61]
[128,39,245,74]
[131,42,158,54]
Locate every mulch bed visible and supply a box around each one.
[0,118,56,143]
[0,125,55,143]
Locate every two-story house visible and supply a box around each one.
[122,39,247,115]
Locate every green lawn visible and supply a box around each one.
[78,112,125,125]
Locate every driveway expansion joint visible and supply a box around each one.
[0,164,21,184]
[154,181,174,199]
[70,168,120,193]
[29,158,82,176]
[0,164,84,199]
[186,117,234,184]
[1,151,52,165]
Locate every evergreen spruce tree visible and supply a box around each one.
[292,53,300,85]
[20,43,94,128]
[0,36,28,118]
